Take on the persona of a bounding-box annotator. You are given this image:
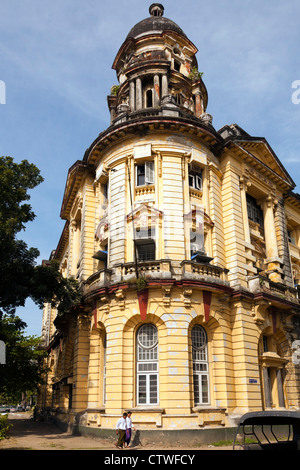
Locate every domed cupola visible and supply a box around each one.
[108,4,209,126]
[126,4,188,40]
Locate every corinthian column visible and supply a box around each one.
[153,74,160,107]
[261,195,283,282]
[136,78,142,110]
[129,80,135,112]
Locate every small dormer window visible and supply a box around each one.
[174,60,181,72]
[173,44,181,56]
[189,167,202,190]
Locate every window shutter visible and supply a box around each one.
[145,161,154,184]
[195,174,202,190]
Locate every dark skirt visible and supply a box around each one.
[125,428,132,444]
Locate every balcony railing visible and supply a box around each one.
[181,260,229,284]
[248,274,299,303]
[84,258,229,294]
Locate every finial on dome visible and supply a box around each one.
[149,4,164,17]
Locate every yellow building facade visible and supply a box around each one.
[38,4,300,435]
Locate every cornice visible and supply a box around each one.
[84,115,224,167]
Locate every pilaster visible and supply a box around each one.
[72,313,91,413]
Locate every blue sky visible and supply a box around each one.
[1,0,300,336]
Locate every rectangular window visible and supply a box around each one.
[193,372,210,405]
[189,169,203,190]
[134,226,156,262]
[138,375,147,404]
[246,194,264,228]
[136,241,155,261]
[190,230,204,257]
[136,161,154,186]
[149,375,158,404]
[137,373,158,405]
[103,337,107,405]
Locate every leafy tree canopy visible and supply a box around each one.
[0,156,81,401]
[0,315,48,403]
[0,156,81,318]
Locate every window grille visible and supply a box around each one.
[103,334,107,405]
[192,325,210,405]
[136,241,155,261]
[246,194,264,228]
[137,324,159,405]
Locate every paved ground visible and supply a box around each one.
[0,413,232,451]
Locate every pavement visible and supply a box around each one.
[0,412,232,451]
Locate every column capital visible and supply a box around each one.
[260,193,278,209]
[239,174,251,191]
[70,219,79,231]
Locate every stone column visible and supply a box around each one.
[263,367,272,408]
[277,368,285,408]
[153,74,160,107]
[261,195,283,282]
[161,73,168,98]
[129,80,135,112]
[136,77,142,110]
[195,93,202,118]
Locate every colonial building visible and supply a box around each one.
[38,4,300,435]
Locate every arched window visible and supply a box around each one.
[192,325,209,405]
[146,89,153,108]
[136,324,158,405]
[103,333,107,405]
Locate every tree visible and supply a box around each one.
[0,157,43,315]
[0,156,81,318]
[0,156,81,400]
[0,315,48,403]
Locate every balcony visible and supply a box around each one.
[84,257,229,296]
[248,274,299,304]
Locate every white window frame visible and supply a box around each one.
[135,161,155,186]
[192,325,210,406]
[189,172,202,190]
[103,334,107,405]
[136,324,159,405]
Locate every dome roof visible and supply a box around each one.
[126,4,187,40]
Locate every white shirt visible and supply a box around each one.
[126,417,133,429]
[116,417,127,430]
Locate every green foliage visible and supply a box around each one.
[0,156,44,236]
[0,156,82,401]
[0,316,48,403]
[136,277,147,292]
[0,156,82,318]
[30,260,82,317]
[0,157,43,316]
[0,414,11,440]
[188,67,204,82]
[110,85,120,96]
